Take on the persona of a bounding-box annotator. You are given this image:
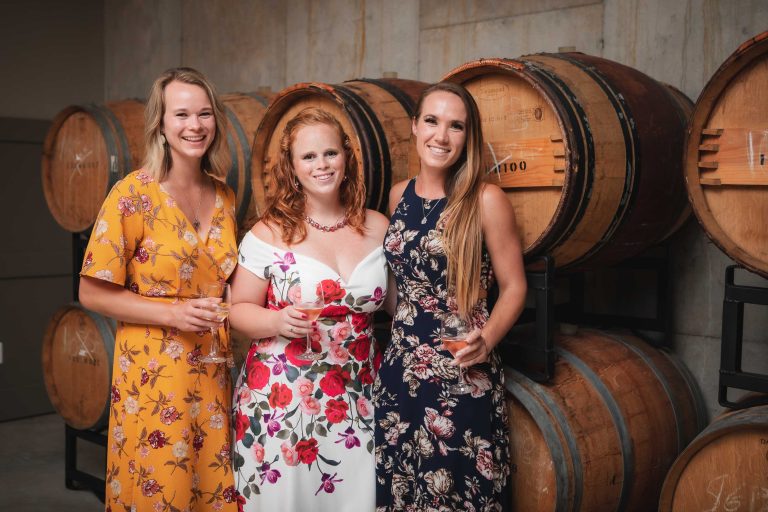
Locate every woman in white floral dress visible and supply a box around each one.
[229,107,389,511]
[374,82,527,511]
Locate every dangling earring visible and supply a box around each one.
[343,174,348,181]
[293,176,301,189]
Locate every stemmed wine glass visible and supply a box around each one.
[440,315,472,395]
[294,284,325,361]
[200,282,230,364]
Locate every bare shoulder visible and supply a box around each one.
[388,179,410,214]
[480,182,513,213]
[364,209,390,237]
[250,220,282,246]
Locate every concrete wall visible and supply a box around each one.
[3,0,766,423]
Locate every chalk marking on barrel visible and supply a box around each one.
[68,149,93,186]
[74,328,96,362]
[486,142,510,180]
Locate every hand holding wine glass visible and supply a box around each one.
[440,315,475,395]
[294,284,325,361]
[199,282,230,364]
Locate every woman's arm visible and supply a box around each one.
[229,263,312,340]
[455,184,527,367]
[78,275,221,332]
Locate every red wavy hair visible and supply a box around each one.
[260,107,366,245]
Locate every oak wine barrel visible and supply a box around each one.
[251,78,428,213]
[220,92,273,237]
[659,402,768,511]
[684,31,768,278]
[444,54,691,270]
[505,328,707,511]
[42,100,145,232]
[41,303,116,430]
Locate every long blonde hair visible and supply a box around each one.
[415,82,486,319]
[143,67,229,181]
[260,107,366,245]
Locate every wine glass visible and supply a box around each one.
[200,282,230,364]
[440,315,472,395]
[294,284,325,361]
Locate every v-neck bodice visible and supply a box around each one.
[81,169,238,299]
[156,175,222,244]
[238,232,387,299]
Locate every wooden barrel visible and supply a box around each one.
[505,328,707,511]
[42,100,145,232]
[219,92,273,238]
[41,303,116,430]
[684,31,768,278]
[41,93,272,235]
[659,402,768,511]
[443,54,691,270]
[251,78,428,213]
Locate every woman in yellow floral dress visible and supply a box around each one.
[79,67,241,511]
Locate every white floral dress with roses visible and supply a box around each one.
[232,232,387,512]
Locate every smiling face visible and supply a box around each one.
[161,80,216,166]
[412,90,468,174]
[291,122,346,200]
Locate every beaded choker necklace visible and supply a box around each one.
[305,215,348,232]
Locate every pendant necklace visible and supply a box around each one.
[184,183,204,232]
[420,197,444,225]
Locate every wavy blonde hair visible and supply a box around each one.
[415,82,486,319]
[260,107,366,245]
[143,67,229,181]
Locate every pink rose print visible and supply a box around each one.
[280,441,299,466]
[295,376,314,396]
[299,396,321,416]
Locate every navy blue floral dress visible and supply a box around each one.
[374,179,509,511]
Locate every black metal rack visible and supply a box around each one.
[559,251,673,344]
[501,247,672,383]
[65,424,107,502]
[501,255,556,382]
[718,265,768,409]
[64,230,107,503]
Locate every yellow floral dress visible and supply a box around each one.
[80,169,240,511]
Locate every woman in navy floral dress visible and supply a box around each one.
[374,82,527,511]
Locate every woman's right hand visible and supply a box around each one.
[168,298,223,332]
[274,306,313,339]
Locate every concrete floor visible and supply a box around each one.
[0,413,104,511]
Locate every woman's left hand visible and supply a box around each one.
[452,328,489,367]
